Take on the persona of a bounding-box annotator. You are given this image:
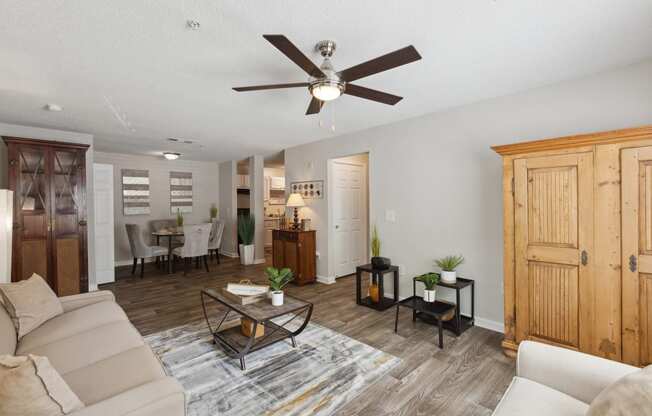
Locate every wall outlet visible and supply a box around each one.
[385,209,396,223]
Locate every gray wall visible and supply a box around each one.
[0,122,96,289]
[93,151,219,264]
[284,59,652,331]
[219,160,237,256]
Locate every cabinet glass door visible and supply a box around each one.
[51,148,85,295]
[16,145,50,282]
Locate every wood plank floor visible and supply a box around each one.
[102,255,514,416]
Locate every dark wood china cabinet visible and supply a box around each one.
[4,137,89,295]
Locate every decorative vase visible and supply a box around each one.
[371,256,391,270]
[423,289,436,302]
[239,244,255,265]
[441,271,457,284]
[271,291,284,306]
[369,283,380,303]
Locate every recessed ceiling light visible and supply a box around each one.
[44,103,63,112]
[163,152,181,160]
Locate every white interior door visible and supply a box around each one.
[332,160,367,277]
[93,163,115,285]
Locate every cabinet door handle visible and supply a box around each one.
[629,255,637,272]
[581,250,588,266]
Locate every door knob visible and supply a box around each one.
[629,255,637,272]
[335,225,340,229]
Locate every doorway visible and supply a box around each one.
[328,153,369,279]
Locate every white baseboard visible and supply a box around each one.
[221,251,239,258]
[114,258,157,267]
[474,317,504,333]
[316,275,336,285]
[253,258,266,265]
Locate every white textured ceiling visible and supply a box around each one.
[1,0,651,161]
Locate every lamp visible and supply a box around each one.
[0,190,13,283]
[286,193,305,230]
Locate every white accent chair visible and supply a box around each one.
[208,219,225,264]
[492,340,639,416]
[172,223,211,275]
[125,224,168,278]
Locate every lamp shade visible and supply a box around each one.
[286,193,306,207]
[0,190,13,283]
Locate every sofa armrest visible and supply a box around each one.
[516,340,639,404]
[59,291,116,313]
[69,377,185,416]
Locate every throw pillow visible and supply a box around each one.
[0,274,63,339]
[587,365,652,415]
[0,354,84,416]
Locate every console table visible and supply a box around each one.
[355,264,399,311]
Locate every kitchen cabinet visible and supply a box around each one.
[270,176,285,190]
[237,174,249,189]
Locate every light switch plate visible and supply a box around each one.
[385,209,396,223]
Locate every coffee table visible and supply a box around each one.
[201,288,313,370]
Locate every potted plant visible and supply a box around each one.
[266,267,293,306]
[416,272,440,302]
[435,255,464,283]
[238,214,255,265]
[176,208,184,230]
[210,204,218,220]
[370,225,391,270]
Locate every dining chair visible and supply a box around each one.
[208,219,225,264]
[125,224,168,278]
[172,223,212,275]
[149,219,184,247]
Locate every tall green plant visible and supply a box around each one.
[435,255,464,271]
[176,208,184,227]
[265,267,293,292]
[238,214,255,245]
[371,225,381,257]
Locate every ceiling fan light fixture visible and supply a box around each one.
[163,152,181,160]
[309,80,345,102]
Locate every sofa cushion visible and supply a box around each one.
[17,321,145,375]
[0,274,63,339]
[0,301,16,355]
[18,301,128,353]
[492,377,588,416]
[586,365,652,415]
[62,345,166,405]
[0,354,84,416]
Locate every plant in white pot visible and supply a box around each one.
[416,272,440,302]
[238,214,255,265]
[266,267,294,306]
[435,255,464,283]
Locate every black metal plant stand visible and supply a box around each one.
[355,264,400,311]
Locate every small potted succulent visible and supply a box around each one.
[416,272,440,302]
[176,208,184,230]
[266,267,294,306]
[435,255,464,283]
[210,204,218,220]
[370,225,391,270]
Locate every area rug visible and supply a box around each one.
[144,319,400,416]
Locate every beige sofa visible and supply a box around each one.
[492,340,639,415]
[0,290,185,416]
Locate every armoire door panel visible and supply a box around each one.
[514,152,593,353]
[640,274,652,365]
[21,240,48,282]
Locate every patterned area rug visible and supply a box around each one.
[144,320,399,416]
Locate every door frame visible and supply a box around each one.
[327,152,370,281]
[93,163,115,286]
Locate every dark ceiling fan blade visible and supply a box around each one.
[344,84,403,105]
[337,45,421,82]
[263,35,325,78]
[233,82,309,92]
[305,97,324,115]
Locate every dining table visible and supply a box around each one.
[152,229,184,274]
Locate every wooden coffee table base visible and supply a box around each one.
[200,289,313,370]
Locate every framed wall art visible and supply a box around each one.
[290,180,324,199]
[122,169,150,215]
[170,171,193,213]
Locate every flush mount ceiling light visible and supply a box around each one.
[43,103,64,112]
[233,36,421,115]
[163,152,181,160]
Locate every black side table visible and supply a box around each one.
[395,297,455,348]
[356,264,399,311]
[432,277,475,335]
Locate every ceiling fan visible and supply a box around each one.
[233,35,422,115]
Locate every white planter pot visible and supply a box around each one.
[239,244,254,265]
[423,289,436,303]
[441,270,457,284]
[271,291,284,306]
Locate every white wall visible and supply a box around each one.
[219,160,237,256]
[285,59,652,331]
[93,151,219,264]
[0,122,97,289]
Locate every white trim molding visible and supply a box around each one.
[316,275,336,285]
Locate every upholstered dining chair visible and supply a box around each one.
[125,224,168,278]
[208,219,225,264]
[172,223,212,275]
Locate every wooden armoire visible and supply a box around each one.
[493,126,652,366]
[272,230,316,285]
[4,137,89,296]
